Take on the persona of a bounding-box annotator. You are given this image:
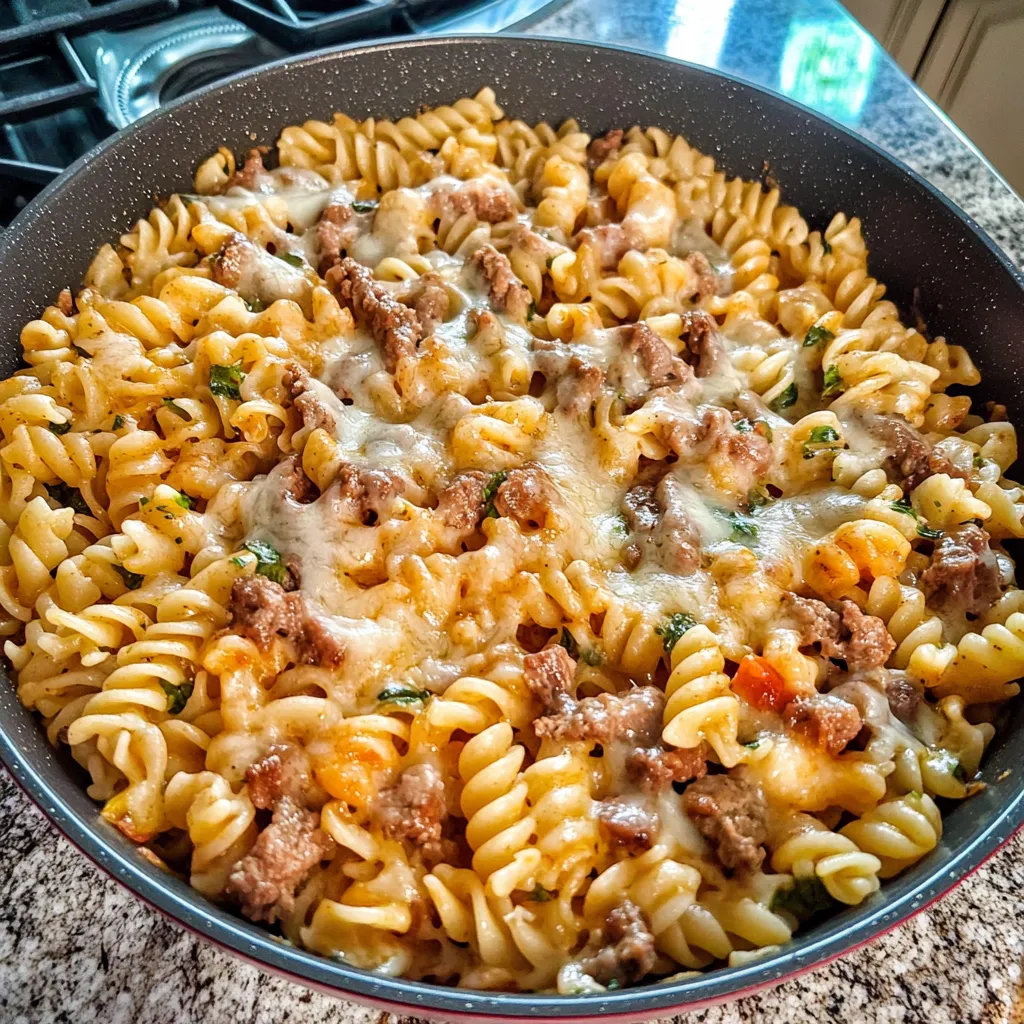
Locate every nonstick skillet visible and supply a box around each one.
[0,34,1022,1021]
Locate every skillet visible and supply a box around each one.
[0,34,1022,1021]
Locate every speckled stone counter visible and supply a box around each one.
[2,1,1023,1022]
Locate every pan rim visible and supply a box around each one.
[1,31,1023,1018]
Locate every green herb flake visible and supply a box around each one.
[770,382,798,412]
[973,455,987,469]
[209,361,246,400]
[729,511,760,541]
[162,397,189,420]
[609,513,629,538]
[822,239,832,255]
[274,251,305,268]
[161,680,194,715]
[377,684,432,707]
[803,325,835,348]
[243,539,289,586]
[172,491,194,510]
[771,876,836,921]
[917,523,944,540]
[558,628,580,659]
[734,418,753,432]
[112,415,125,430]
[526,884,555,903]
[747,487,773,511]
[114,564,144,590]
[754,418,774,442]
[744,739,761,750]
[953,759,967,783]
[822,365,844,397]
[244,297,265,313]
[889,496,915,517]
[48,420,72,435]
[526,300,537,321]
[230,555,248,568]
[606,979,622,991]
[808,425,840,444]
[545,256,554,269]
[655,612,697,654]
[352,201,378,214]
[481,470,507,519]
[44,483,90,516]
[581,648,604,667]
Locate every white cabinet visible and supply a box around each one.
[842,0,1024,194]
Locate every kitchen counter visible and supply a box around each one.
[2,1,1023,1022]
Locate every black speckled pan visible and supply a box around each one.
[0,35,1022,1021]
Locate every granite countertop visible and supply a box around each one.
[2,1,1024,1022]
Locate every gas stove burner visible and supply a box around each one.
[83,11,284,129]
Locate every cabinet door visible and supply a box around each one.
[916,0,1024,194]
[840,0,946,74]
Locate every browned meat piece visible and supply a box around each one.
[523,645,576,713]
[627,322,691,387]
[869,414,970,492]
[556,356,605,415]
[282,362,337,435]
[596,798,659,854]
[622,543,643,570]
[327,257,422,373]
[672,407,773,490]
[622,485,660,533]
[211,231,249,291]
[784,593,842,647]
[280,454,319,505]
[680,310,725,377]
[223,147,274,193]
[316,202,356,275]
[784,694,863,755]
[229,576,345,667]
[685,251,719,299]
[245,744,318,810]
[835,600,896,671]
[626,744,709,794]
[334,463,405,526]
[577,902,657,989]
[587,128,624,167]
[372,763,452,864]
[436,471,488,534]
[921,524,1001,617]
[576,223,643,271]
[469,244,531,320]
[226,797,333,922]
[535,686,665,745]
[785,594,894,671]
[495,465,555,528]
[434,181,517,224]
[410,273,449,336]
[683,775,768,874]
[652,475,702,575]
[56,288,74,317]
[885,673,922,721]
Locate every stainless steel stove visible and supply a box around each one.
[0,0,563,226]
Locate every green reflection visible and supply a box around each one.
[779,20,878,123]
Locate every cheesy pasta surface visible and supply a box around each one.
[7,88,1020,992]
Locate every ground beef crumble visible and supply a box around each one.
[683,775,768,874]
[577,901,657,988]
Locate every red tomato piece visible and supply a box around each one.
[731,654,788,712]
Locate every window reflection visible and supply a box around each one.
[663,0,737,67]
[779,20,877,123]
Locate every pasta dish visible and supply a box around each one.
[6,88,1020,992]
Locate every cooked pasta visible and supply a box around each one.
[5,89,1019,994]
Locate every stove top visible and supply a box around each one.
[0,0,563,227]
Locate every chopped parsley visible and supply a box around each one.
[161,680,194,715]
[525,884,555,903]
[580,648,604,667]
[48,420,72,435]
[209,361,245,400]
[803,325,835,347]
[558,628,579,658]
[162,397,189,419]
[771,876,836,921]
[917,523,945,540]
[545,256,554,269]
[728,510,759,541]
[770,382,798,412]
[822,365,844,397]
[889,497,944,539]
[734,418,753,432]
[112,415,125,430]
[44,483,90,516]
[655,612,697,653]
[230,555,248,568]
[377,685,432,707]
[606,979,622,991]
[274,251,305,268]
[352,200,378,213]
[747,487,773,511]
[890,496,915,517]
[609,513,629,538]
[243,539,289,586]
[744,739,761,750]
[114,564,144,590]
[172,491,194,510]
[822,239,832,255]
[802,424,842,460]
[244,297,265,313]
[481,471,507,519]
[526,300,537,321]
[973,454,987,469]
[953,759,967,783]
